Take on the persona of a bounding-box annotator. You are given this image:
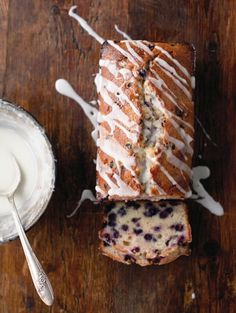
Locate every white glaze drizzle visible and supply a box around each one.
[134,41,154,56]
[152,92,194,133]
[91,129,98,143]
[156,159,189,195]
[112,173,138,196]
[95,67,139,186]
[108,40,139,66]
[191,77,196,89]
[67,4,195,200]
[155,45,195,91]
[154,57,192,99]
[97,75,140,116]
[164,133,185,151]
[55,79,98,129]
[97,134,135,175]
[151,96,194,145]
[59,9,224,216]
[67,189,96,218]
[173,112,194,131]
[99,59,133,80]
[95,185,105,196]
[98,114,138,142]
[113,26,154,59]
[95,59,140,195]
[96,156,138,197]
[99,113,137,141]
[155,57,189,87]
[196,116,217,146]
[139,38,194,198]
[170,118,194,155]
[90,100,97,106]
[99,59,119,77]
[114,25,132,40]
[149,75,183,111]
[144,153,167,195]
[96,87,137,130]
[104,31,194,197]
[95,72,139,136]
[144,88,193,195]
[155,45,191,79]
[119,68,133,80]
[165,149,192,177]
[125,41,144,63]
[69,6,104,45]
[113,122,137,141]
[192,166,224,216]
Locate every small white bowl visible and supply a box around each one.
[0,99,55,243]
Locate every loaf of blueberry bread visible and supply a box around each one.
[95,40,195,201]
[99,200,192,266]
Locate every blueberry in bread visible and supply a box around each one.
[99,200,192,266]
[96,40,195,201]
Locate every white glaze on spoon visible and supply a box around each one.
[0,148,18,195]
[0,149,54,305]
[0,129,38,216]
[67,190,96,218]
[192,166,224,216]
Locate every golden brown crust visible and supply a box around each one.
[99,240,191,266]
[96,41,195,201]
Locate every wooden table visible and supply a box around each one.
[0,1,236,312]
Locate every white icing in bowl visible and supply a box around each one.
[0,99,55,243]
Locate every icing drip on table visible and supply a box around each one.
[114,25,131,40]
[54,6,224,216]
[196,116,217,146]
[55,79,98,142]
[67,190,96,218]
[69,6,104,44]
[192,166,224,216]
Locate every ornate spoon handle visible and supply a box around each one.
[8,196,54,306]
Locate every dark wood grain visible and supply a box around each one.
[0,0,236,312]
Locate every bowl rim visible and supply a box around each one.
[0,99,56,243]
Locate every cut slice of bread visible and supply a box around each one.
[99,200,192,266]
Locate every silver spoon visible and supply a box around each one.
[0,151,54,306]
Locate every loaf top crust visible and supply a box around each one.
[96,41,195,201]
[99,200,192,266]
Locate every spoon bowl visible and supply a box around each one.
[0,149,21,197]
